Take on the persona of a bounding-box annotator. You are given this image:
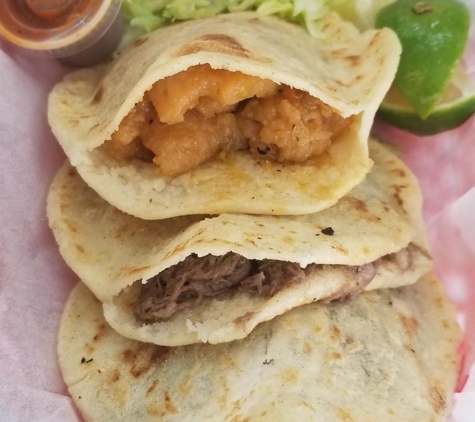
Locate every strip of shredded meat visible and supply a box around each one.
[132,247,413,323]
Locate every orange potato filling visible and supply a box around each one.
[104,65,352,177]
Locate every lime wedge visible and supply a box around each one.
[376,0,470,119]
[378,64,475,136]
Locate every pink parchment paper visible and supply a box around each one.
[1,7,475,420]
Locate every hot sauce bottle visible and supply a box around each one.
[0,0,123,66]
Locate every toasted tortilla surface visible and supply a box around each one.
[48,12,401,219]
[58,274,461,422]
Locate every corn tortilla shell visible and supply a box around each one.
[48,141,432,345]
[58,273,461,422]
[48,12,401,219]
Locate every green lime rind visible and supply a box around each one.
[376,0,471,119]
[378,95,475,136]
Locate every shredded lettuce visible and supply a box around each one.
[121,0,396,43]
[121,0,330,38]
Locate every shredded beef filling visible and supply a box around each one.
[103,64,352,176]
[133,249,401,323]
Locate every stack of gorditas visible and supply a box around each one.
[47,12,461,422]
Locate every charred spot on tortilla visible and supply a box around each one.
[121,346,166,378]
[93,323,107,342]
[369,32,382,47]
[87,123,100,134]
[430,385,447,415]
[176,34,251,58]
[146,380,158,397]
[175,43,204,56]
[119,265,152,277]
[398,313,420,337]
[342,196,369,214]
[92,84,105,104]
[392,184,408,208]
[110,369,121,383]
[321,227,335,236]
[201,34,249,53]
[345,55,362,66]
[131,36,149,48]
[63,219,78,234]
[329,47,352,60]
[234,311,257,326]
